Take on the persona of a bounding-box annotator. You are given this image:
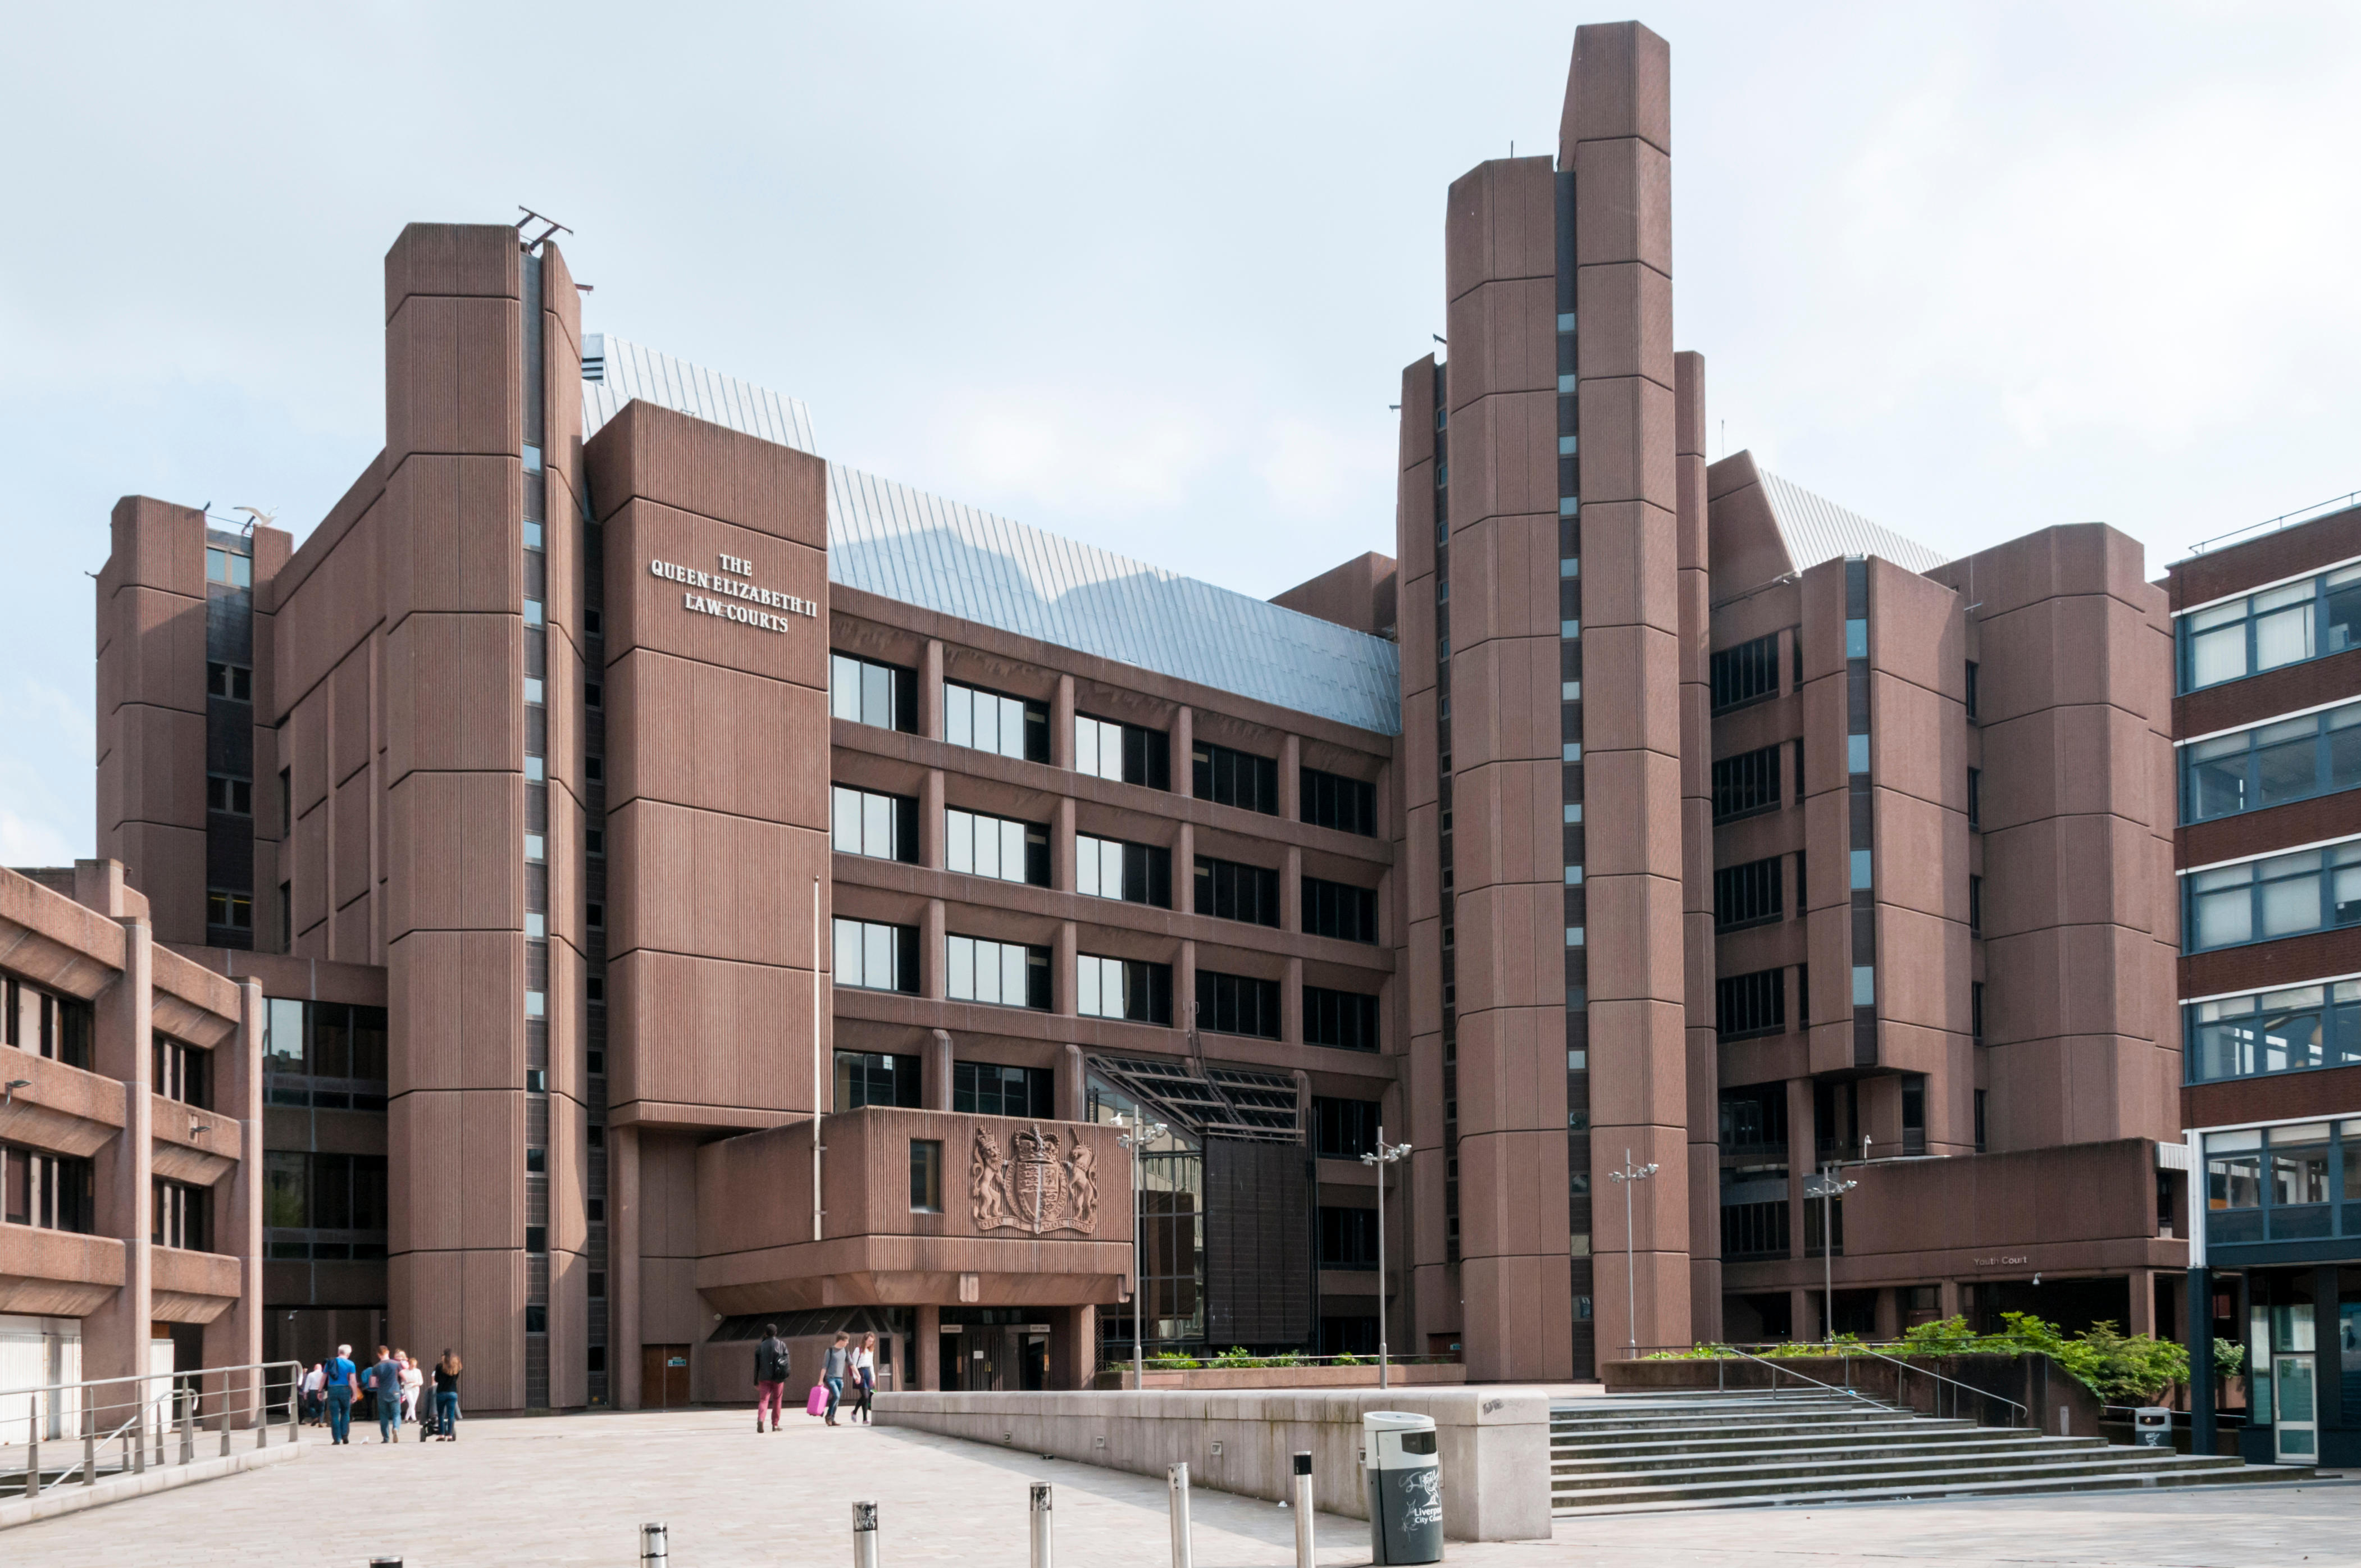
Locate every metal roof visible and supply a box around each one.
[580,340,1401,736]
[1758,470,1948,575]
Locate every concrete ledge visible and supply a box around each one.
[0,1438,303,1530]
[1093,1363,1467,1391]
[875,1387,1551,1541]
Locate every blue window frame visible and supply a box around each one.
[2179,564,2361,692]
[2182,700,2361,823]
[2187,982,2361,1082]
[2184,841,2361,952]
[2202,1119,2361,1245]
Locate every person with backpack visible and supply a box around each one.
[753,1325,792,1433]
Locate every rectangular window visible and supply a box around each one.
[834,1050,922,1110]
[1076,955,1174,1025]
[1302,877,1379,943]
[3,1146,95,1233]
[1965,661,1979,720]
[1316,1205,1379,1269]
[1967,768,1981,829]
[945,807,1050,886]
[152,1035,211,1109]
[1312,1096,1382,1159]
[1709,633,1780,713]
[2183,701,2361,824]
[206,775,253,815]
[206,661,253,701]
[910,1139,942,1212]
[1303,986,1381,1052]
[829,652,918,733]
[2185,982,2361,1083]
[1195,856,1280,927]
[2185,842,2361,953]
[1196,969,1281,1039]
[952,1061,1056,1119]
[1972,982,1986,1043]
[1974,1090,1988,1152]
[1970,874,1983,933]
[1301,767,1377,836]
[206,890,253,931]
[1075,835,1173,908]
[1712,857,1784,931]
[1075,714,1171,789]
[1192,742,1280,815]
[152,1177,210,1251]
[1711,745,1781,822]
[945,680,1050,763]
[2179,564,2361,692]
[1717,1083,1788,1151]
[1720,1200,1790,1261]
[1716,968,1786,1040]
[945,935,1051,1010]
[1852,965,1876,1007]
[832,919,919,993]
[831,785,919,863]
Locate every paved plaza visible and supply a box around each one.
[3,1406,2356,1567]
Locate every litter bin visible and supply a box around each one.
[2134,1407,2172,1449]
[1363,1411,1443,1565]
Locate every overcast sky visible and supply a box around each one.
[4,1,2357,864]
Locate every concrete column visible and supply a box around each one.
[927,1029,954,1111]
[1279,733,1301,819]
[613,1125,642,1409]
[1174,823,1196,913]
[922,899,947,1001]
[916,1304,941,1391]
[1173,706,1194,794]
[1790,1287,1815,1343]
[84,914,154,1426]
[1938,1278,1962,1324]
[1785,1077,1814,1263]
[920,769,946,869]
[204,977,265,1424]
[1283,956,1304,1045]
[920,639,945,740]
[1054,923,1078,1017]
[1177,941,1197,1046]
[1054,796,1076,892]
[1052,674,1075,769]
[1281,844,1302,933]
[2128,1269,2156,1337]
[1062,1042,1086,1121]
[1872,1287,1900,1340]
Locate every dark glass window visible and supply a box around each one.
[1969,874,1983,933]
[910,1139,942,1211]
[1075,714,1171,790]
[832,919,920,993]
[945,680,1051,763]
[152,1178,211,1251]
[953,1061,1056,1119]
[1312,1096,1382,1159]
[152,1034,210,1109]
[1076,835,1172,907]
[1712,857,1784,931]
[1709,633,1780,713]
[206,775,253,815]
[206,662,253,701]
[1302,877,1378,943]
[1195,856,1279,927]
[831,785,920,863]
[1301,768,1377,836]
[1196,970,1280,1039]
[829,652,918,733]
[1192,742,1280,815]
[835,1050,923,1110]
[1711,745,1781,822]
[1720,1201,1789,1261]
[1303,986,1380,1051]
[945,936,1051,1010]
[4,979,93,1069]
[1967,768,1981,830]
[1717,1083,1788,1152]
[1716,968,1786,1040]
[3,1146,94,1233]
[1317,1205,1379,1269]
[1965,661,1979,719]
[945,806,1050,886]
[1078,956,1174,1025]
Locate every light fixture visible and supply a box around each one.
[2,1079,29,1108]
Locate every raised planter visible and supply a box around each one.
[1604,1351,2110,1438]
[1091,1362,1466,1391]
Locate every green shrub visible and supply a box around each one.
[1147,1352,1203,1370]
[1336,1351,1361,1366]
[1211,1346,1264,1368]
[2214,1338,2245,1381]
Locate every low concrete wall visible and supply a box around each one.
[875,1387,1551,1542]
[1093,1363,1467,1391]
[0,1437,302,1530]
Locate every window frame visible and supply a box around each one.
[2178,563,2361,693]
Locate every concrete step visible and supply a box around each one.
[1553,1434,2107,1479]
[1553,1460,2317,1515]
[1552,1406,1909,1435]
[1551,1450,2263,1509]
[1551,1437,2158,1490]
[1553,1414,1955,1442]
[1553,1419,1988,1455]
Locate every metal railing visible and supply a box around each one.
[1,1359,302,1499]
[1705,1344,1891,1411]
[1615,1340,2031,1428]
[1843,1343,2027,1427]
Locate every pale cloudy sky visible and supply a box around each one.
[3,2,2357,863]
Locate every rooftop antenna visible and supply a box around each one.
[514,207,572,253]
[1432,334,1447,347]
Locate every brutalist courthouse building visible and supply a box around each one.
[61,20,2200,1405]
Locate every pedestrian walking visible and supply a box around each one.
[753,1324,792,1433]
[371,1345,404,1442]
[851,1332,877,1425]
[398,1350,423,1435]
[822,1332,850,1427]
[300,1361,326,1426]
[325,1344,358,1444]
[432,1351,462,1442]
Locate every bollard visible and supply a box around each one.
[25,1432,38,1498]
[1167,1462,1193,1568]
[1291,1451,1315,1568]
[370,1559,404,1566]
[1029,1481,1054,1568]
[81,1430,95,1487]
[129,1416,143,1475]
[179,1398,195,1466]
[640,1522,668,1564]
[853,1499,880,1568]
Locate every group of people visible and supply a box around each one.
[300,1344,463,1444]
[753,1328,877,1431]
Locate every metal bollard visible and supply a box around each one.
[1167,1462,1193,1568]
[1029,1481,1054,1568]
[640,1522,668,1564]
[130,1416,144,1475]
[1291,1451,1315,1568]
[81,1430,96,1486]
[179,1399,195,1466]
[371,1559,404,1566]
[25,1433,38,1498]
[853,1499,880,1568]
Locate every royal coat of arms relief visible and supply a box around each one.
[970,1123,1100,1236]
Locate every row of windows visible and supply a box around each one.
[3,976,93,1069]
[2203,1120,2361,1246]
[2187,982,2361,1083]
[263,1151,389,1232]
[1712,745,1781,822]
[2185,842,2361,952]
[946,935,1051,1010]
[1078,834,1172,907]
[945,680,1051,763]
[1713,857,1784,931]
[3,1145,94,1233]
[1196,856,1279,927]
[1709,633,1780,713]
[154,1034,209,1109]
[2182,700,2361,823]
[206,661,252,701]
[153,1177,210,1251]
[1717,968,1786,1040]
[1075,714,1171,789]
[261,1000,391,1081]
[2180,563,2361,692]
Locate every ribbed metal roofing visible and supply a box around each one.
[1759,470,1948,575]
[580,341,1401,736]
[582,335,818,453]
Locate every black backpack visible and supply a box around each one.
[761,1340,791,1383]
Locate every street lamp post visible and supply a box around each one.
[1360,1127,1412,1388]
[1606,1150,1659,1357]
[1804,1162,1859,1342]
[1117,1114,1168,1389]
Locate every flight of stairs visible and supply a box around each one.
[1551,1390,2314,1515]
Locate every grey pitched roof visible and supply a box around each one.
[581,340,1401,736]
[1759,470,1947,575]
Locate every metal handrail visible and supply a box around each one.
[1708,1344,1890,1410]
[3,1359,303,1498]
[1842,1343,2027,1426]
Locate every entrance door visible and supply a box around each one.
[641,1345,690,1409]
[1020,1333,1049,1391]
[2274,1354,2317,1461]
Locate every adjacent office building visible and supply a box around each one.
[2171,501,2361,1466]
[9,20,2213,1405]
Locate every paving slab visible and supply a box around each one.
[0,1404,2353,1567]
